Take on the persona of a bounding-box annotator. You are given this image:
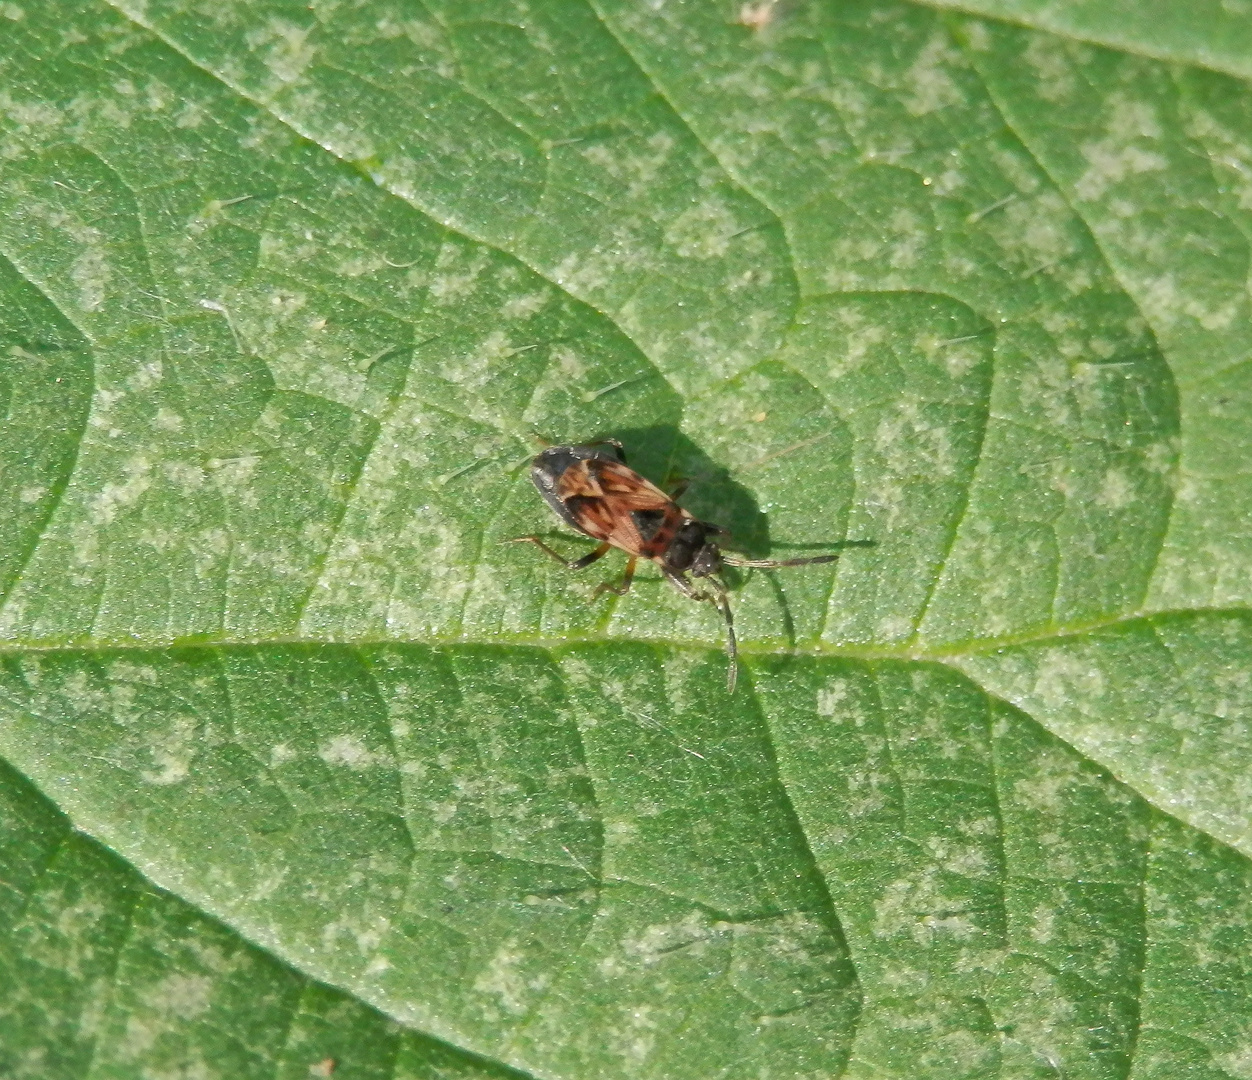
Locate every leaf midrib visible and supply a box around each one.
[1,604,1244,659]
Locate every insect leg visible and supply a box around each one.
[505,536,612,570]
[662,569,739,692]
[665,477,690,500]
[662,567,699,600]
[591,555,637,600]
[706,575,737,694]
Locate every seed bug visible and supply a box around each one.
[507,440,852,692]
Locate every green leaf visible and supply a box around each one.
[0,1,1250,1077]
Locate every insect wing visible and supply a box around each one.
[582,460,672,506]
[557,459,679,553]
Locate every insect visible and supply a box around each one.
[507,440,849,692]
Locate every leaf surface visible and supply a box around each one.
[1,0,1250,1077]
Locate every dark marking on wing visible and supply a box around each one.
[563,495,616,541]
[631,508,667,543]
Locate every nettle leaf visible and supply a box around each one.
[0,1,1249,1077]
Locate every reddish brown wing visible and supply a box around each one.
[556,459,684,555]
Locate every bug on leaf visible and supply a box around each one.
[507,440,850,692]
